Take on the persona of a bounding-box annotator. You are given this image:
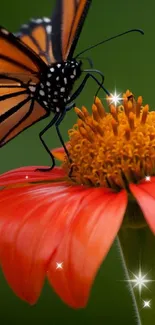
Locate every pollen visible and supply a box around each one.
[63,90,155,190]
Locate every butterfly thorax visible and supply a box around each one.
[32,59,82,113]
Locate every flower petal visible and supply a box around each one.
[0,166,65,187]
[47,189,127,308]
[0,182,77,304]
[130,179,155,234]
[52,143,70,161]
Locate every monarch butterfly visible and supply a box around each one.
[0,0,143,171]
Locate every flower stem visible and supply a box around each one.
[118,227,155,325]
[117,236,142,325]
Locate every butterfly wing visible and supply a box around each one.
[51,0,92,61]
[0,27,49,146]
[17,0,91,63]
[16,17,56,65]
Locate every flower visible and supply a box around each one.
[0,90,155,309]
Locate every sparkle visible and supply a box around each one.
[145,175,151,181]
[25,176,28,179]
[56,262,63,269]
[124,267,154,296]
[108,90,123,106]
[142,300,151,309]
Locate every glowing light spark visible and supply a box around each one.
[56,262,63,270]
[108,91,123,106]
[145,175,151,182]
[124,268,154,296]
[142,300,151,309]
[25,175,28,179]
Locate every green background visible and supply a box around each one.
[0,0,154,324]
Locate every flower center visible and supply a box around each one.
[63,90,155,190]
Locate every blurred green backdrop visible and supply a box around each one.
[0,0,153,324]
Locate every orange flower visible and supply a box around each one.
[0,90,155,309]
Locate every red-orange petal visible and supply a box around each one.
[130,178,155,234]
[47,189,127,308]
[0,166,65,187]
[52,143,69,161]
[0,181,75,304]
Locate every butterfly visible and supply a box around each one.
[0,0,110,171]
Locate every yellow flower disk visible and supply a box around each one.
[64,90,155,190]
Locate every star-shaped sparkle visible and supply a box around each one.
[142,300,151,309]
[56,262,63,270]
[124,268,154,296]
[108,91,123,106]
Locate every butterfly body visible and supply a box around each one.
[34,59,82,114]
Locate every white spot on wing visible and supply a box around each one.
[56,107,60,112]
[43,17,51,23]
[1,28,9,35]
[36,19,43,23]
[22,24,29,29]
[46,81,51,86]
[64,78,67,84]
[57,64,61,68]
[46,25,52,34]
[50,67,54,72]
[29,86,36,92]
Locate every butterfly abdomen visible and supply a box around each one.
[34,59,82,113]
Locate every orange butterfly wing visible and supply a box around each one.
[51,0,92,61]
[18,1,91,63]
[17,18,56,65]
[0,27,49,146]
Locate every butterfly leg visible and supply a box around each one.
[69,72,110,104]
[55,107,74,162]
[36,113,60,172]
[55,110,75,179]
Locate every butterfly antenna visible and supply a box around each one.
[75,28,144,58]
